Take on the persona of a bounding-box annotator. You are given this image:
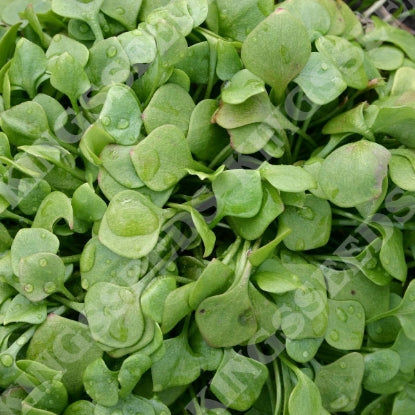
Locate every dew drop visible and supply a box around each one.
[127,269,135,278]
[321,63,328,71]
[336,307,348,322]
[116,7,125,14]
[41,233,47,239]
[79,23,90,34]
[329,330,339,341]
[299,207,315,220]
[103,306,111,316]
[382,257,390,265]
[409,294,415,301]
[102,24,110,33]
[348,305,355,314]
[27,108,33,115]
[44,282,57,294]
[39,258,48,267]
[24,284,34,293]
[106,46,118,58]
[117,118,130,129]
[1,354,13,367]
[295,239,305,250]
[340,362,347,369]
[356,312,363,319]
[330,394,350,410]
[119,288,134,303]
[101,116,111,127]
[375,326,383,334]
[302,351,309,358]
[105,259,112,265]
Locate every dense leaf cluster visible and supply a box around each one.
[1,0,415,414]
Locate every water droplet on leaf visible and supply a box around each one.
[1,354,13,367]
[336,307,348,322]
[43,282,57,294]
[117,118,129,129]
[106,46,117,58]
[24,284,34,293]
[39,258,48,267]
[329,330,339,341]
[101,116,111,126]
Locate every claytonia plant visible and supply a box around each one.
[1,0,415,414]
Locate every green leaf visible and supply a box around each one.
[52,0,104,41]
[3,294,46,325]
[99,190,164,259]
[228,181,284,240]
[189,259,233,309]
[100,144,144,189]
[187,99,229,161]
[98,84,142,145]
[279,194,331,251]
[80,237,146,289]
[277,264,328,339]
[10,228,59,277]
[72,183,107,223]
[151,331,200,391]
[210,348,268,411]
[46,34,89,67]
[318,140,391,207]
[216,40,243,81]
[26,315,103,395]
[9,38,46,98]
[131,124,195,192]
[85,281,146,348]
[213,0,273,42]
[278,0,330,41]
[260,162,316,193]
[141,276,177,323]
[85,37,130,89]
[212,169,262,223]
[118,28,157,65]
[367,46,404,71]
[315,352,364,412]
[49,53,91,109]
[253,258,303,294]
[221,69,265,105]
[241,8,311,100]
[325,299,365,350]
[101,0,141,30]
[32,191,74,232]
[83,358,118,406]
[169,203,215,257]
[363,349,401,393]
[142,83,195,134]
[368,280,415,341]
[214,92,273,129]
[316,35,368,90]
[288,366,323,415]
[19,252,70,302]
[294,52,347,105]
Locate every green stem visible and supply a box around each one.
[221,237,242,265]
[0,210,33,225]
[61,254,82,264]
[205,39,218,99]
[273,359,282,415]
[208,144,233,169]
[51,295,84,313]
